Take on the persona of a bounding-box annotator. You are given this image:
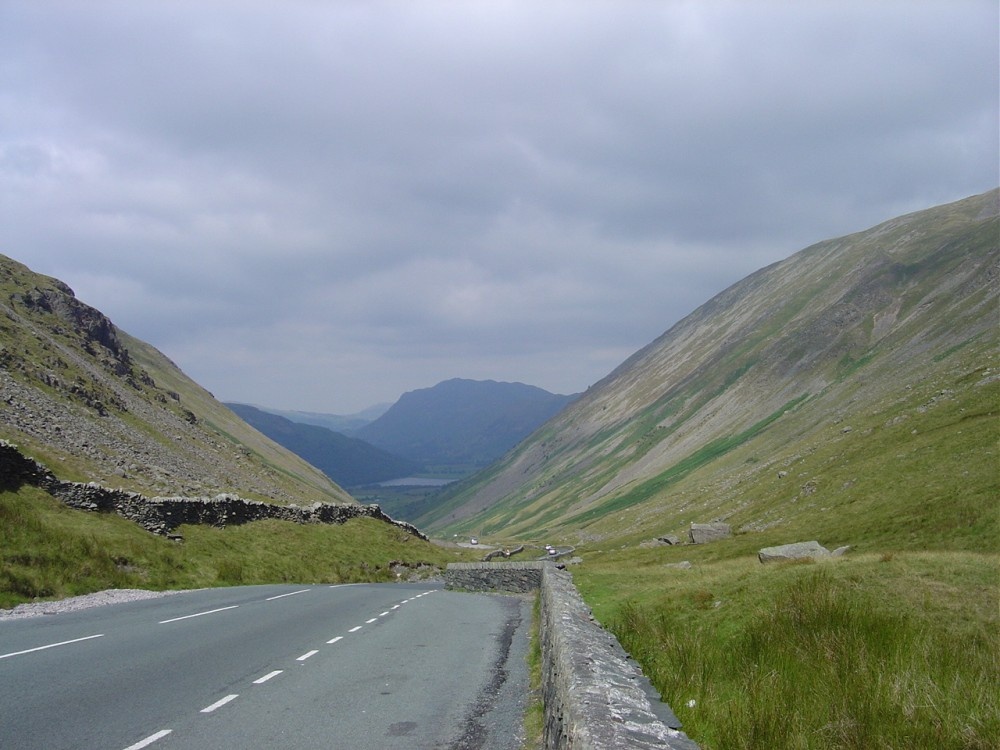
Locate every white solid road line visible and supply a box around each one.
[159,605,239,624]
[253,670,283,684]
[122,729,172,750]
[296,650,319,661]
[265,588,311,601]
[200,694,239,713]
[0,633,104,660]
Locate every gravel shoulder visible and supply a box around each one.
[0,588,188,621]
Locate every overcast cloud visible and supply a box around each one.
[1,1,996,413]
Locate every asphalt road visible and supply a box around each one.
[0,583,531,750]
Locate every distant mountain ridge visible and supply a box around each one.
[225,403,418,487]
[419,190,999,544]
[248,403,391,435]
[355,378,578,466]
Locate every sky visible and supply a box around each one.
[2,1,997,414]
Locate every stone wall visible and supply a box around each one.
[0,440,426,540]
[444,561,547,593]
[445,561,700,750]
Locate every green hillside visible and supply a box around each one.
[416,189,999,749]
[421,190,998,551]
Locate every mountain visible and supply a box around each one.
[354,378,578,466]
[225,402,420,487]
[0,254,353,505]
[419,190,999,548]
[248,403,391,435]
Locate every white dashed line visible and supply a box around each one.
[159,606,239,624]
[265,588,311,601]
[253,670,283,684]
[366,618,378,624]
[201,694,239,713]
[122,729,172,750]
[349,626,362,633]
[379,611,390,617]
[0,633,104,660]
[327,636,343,644]
[391,605,400,610]
[296,650,319,661]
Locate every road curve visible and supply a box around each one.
[0,583,530,750]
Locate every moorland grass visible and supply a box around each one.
[0,485,471,608]
[573,550,999,750]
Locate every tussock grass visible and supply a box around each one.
[0,486,470,608]
[574,551,999,750]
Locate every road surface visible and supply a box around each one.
[0,583,530,750]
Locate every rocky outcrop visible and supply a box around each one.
[0,254,351,505]
[0,440,426,540]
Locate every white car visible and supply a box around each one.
[470,537,478,545]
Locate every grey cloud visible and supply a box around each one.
[1,0,996,412]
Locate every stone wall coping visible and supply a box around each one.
[446,561,550,570]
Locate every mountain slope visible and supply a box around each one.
[355,378,577,466]
[420,190,999,548]
[226,403,420,487]
[0,254,353,505]
[251,403,391,435]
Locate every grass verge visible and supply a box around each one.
[0,485,470,608]
[573,550,999,750]
[522,591,544,749]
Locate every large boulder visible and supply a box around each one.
[689,522,732,544]
[758,540,831,564]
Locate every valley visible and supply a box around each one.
[1,189,997,749]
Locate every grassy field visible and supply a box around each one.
[572,548,999,750]
[0,485,474,609]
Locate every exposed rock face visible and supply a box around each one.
[758,540,831,563]
[689,522,732,544]
[0,253,351,504]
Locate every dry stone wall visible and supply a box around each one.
[0,440,426,539]
[444,561,546,593]
[445,562,700,750]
